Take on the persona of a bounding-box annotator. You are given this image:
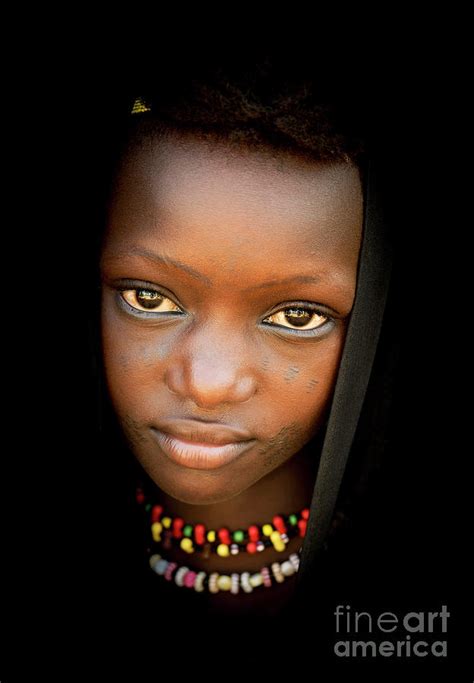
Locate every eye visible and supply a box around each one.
[263,306,329,331]
[121,288,183,313]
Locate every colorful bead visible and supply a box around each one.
[209,573,219,594]
[270,530,285,552]
[288,514,298,526]
[246,542,257,554]
[256,541,265,552]
[151,522,163,542]
[194,572,206,592]
[149,554,161,570]
[262,524,273,537]
[180,538,194,554]
[151,505,163,522]
[289,553,300,571]
[240,572,253,593]
[249,573,263,588]
[232,530,244,543]
[161,516,172,529]
[184,570,197,588]
[155,559,168,575]
[261,566,272,588]
[217,543,230,558]
[175,566,189,587]
[271,562,284,583]
[183,524,193,538]
[231,573,240,595]
[298,519,307,537]
[281,561,295,577]
[217,575,232,591]
[302,508,310,520]
[207,530,216,543]
[136,489,145,504]
[194,523,206,545]
[273,515,286,534]
[230,543,239,555]
[172,517,184,539]
[248,525,259,542]
[164,562,177,581]
[218,528,231,545]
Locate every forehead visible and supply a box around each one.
[104,135,363,281]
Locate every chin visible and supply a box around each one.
[142,464,251,506]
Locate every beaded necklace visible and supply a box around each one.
[136,486,307,596]
[136,487,309,558]
[148,549,301,595]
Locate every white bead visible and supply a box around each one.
[194,572,206,593]
[271,562,284,583]
[289,553,300,570]
[231,573,240,595]
[175,566,189,587]
[240,572,253,593]
[281,561,295,577]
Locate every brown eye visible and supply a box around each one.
[263,307,328,331]
[121,289,183,313]
[136,289,163,309]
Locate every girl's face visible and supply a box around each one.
[100,134,363,504]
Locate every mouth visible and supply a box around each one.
[150,419,256,470]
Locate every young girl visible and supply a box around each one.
[90,57,394,621]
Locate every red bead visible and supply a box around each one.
[194,523,206,545]
[301,508,310,520]
[246,542,257,554]
[298,519,307,537]
[218,528,231,545]
[248,525,259,542]
[273,515,286,534]
[136,489,145,505]
[151,505,163,522]
[172,517,184,538]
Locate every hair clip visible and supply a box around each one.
[131,97,151,115]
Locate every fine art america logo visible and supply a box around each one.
[334,605,449,658]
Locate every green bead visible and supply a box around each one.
[145,503,152,512]
[183,524,193,537]
[289,514,298,526]
[233,530,245,543]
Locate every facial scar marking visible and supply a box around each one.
[284,366,300,382]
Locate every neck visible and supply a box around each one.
[142,441,319,530]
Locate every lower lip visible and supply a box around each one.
[151,429,255,470]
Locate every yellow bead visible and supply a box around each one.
[151,522,162,541]
[207,530,216,543]
[249,573,263,588]
[162,517,172,529]
[180,538,194,554]
[217,543,230,557]
[262,524,273,537]
[270,530,285,552]
[217,575,232,591]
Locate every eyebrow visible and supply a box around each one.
[111,246,212,285]
[107,245,321,290]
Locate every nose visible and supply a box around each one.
[164,323,257,409]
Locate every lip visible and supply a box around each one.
[151,419,255,470]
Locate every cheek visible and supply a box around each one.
[266,333,345,431]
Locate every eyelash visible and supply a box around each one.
[114,282,335,337]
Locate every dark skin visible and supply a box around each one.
[100,132,363,614]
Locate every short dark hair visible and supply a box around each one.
[121,55,369,171]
